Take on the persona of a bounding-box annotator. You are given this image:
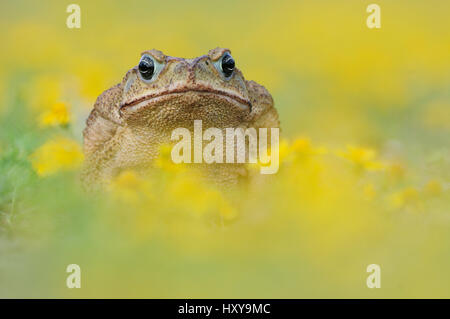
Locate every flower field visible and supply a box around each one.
[0,0,449,298]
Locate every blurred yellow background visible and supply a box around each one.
[0,0,449,298]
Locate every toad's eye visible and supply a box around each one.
[138,55,155,80]
[214,52,235,80]
[221,53,235,78]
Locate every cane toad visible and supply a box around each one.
[82,48,279,185]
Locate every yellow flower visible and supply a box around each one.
[246,141,280,173]
[108,170,153,203]
[275,138,327,165]
[167,174,210,215]
[167,173,238,220]
[217,198,238,221]
[337,145,384,171]
[424,180,443,197]
[154,144,185,172]
[278,139,291,163]
[291,137,327,159]
[39,101,70,127]
[389,187,420,209]
[29,137,84,177]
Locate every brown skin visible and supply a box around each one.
[82,48,279,186]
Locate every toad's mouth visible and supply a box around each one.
[120,86,252,112]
